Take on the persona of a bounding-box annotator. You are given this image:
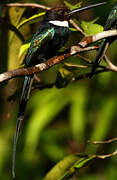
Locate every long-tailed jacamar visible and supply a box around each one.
[12,2,106,177]
[90,3,117,78]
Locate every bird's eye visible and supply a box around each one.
[62,10,65,15]
[60,10,65,16]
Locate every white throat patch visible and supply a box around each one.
[49,20,69,27]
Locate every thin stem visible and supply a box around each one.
[97,150,117,159]
[69,19,86,36]
[87,137,117,145]
[104,55,117,72]
[5,3,50,10]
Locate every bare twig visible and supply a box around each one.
[75,54,92,64]
[79,29,117,47]
[34,74,41,83]
[5,3,50,10]
[104,55,117,72]
[96,150,117,159]
[72,69,109,82]
[70,45,98,55]
[69,19,86,36]
[87,137,117,145]
[64,63,87,68]
[75,54,107,70]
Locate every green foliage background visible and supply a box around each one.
[0,0,117,179]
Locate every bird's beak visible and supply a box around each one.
[67,2,107,19]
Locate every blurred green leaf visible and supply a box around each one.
[91,97,116,140]
[59,67,72,79]
[106,164,117,180]
[44,153,95,180]
[43,143,66,162]
[8,7,25,70]
[56,67,73,88]
[69,27,78,31]
[17,12,45,29]
[0,133,7,172]
[69,87,87,141]
[64,1,82,10]
[24,88,70,155]
[18,42,30,58]
[41,128,68,162]
[81,20,104,36]
[86,97,116,153]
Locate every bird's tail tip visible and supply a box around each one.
[12,170,15,178]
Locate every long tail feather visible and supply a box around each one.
[12,75,34,178]
[90,39,108,78]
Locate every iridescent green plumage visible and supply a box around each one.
[25,28,55,66]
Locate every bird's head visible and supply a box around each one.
[45,7,70,22]
[43,2,106,27]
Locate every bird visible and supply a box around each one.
[90,3,117,78]
[12,2,106,178]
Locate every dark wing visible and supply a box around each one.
[89,39,108,78]
[90,4,117,78]
[25,27,55,66]
[104,4,117,30]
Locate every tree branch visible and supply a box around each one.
[0,46,97,83]
[0,29,117,83]
[79,29,117,47]
[5,3,50,10]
